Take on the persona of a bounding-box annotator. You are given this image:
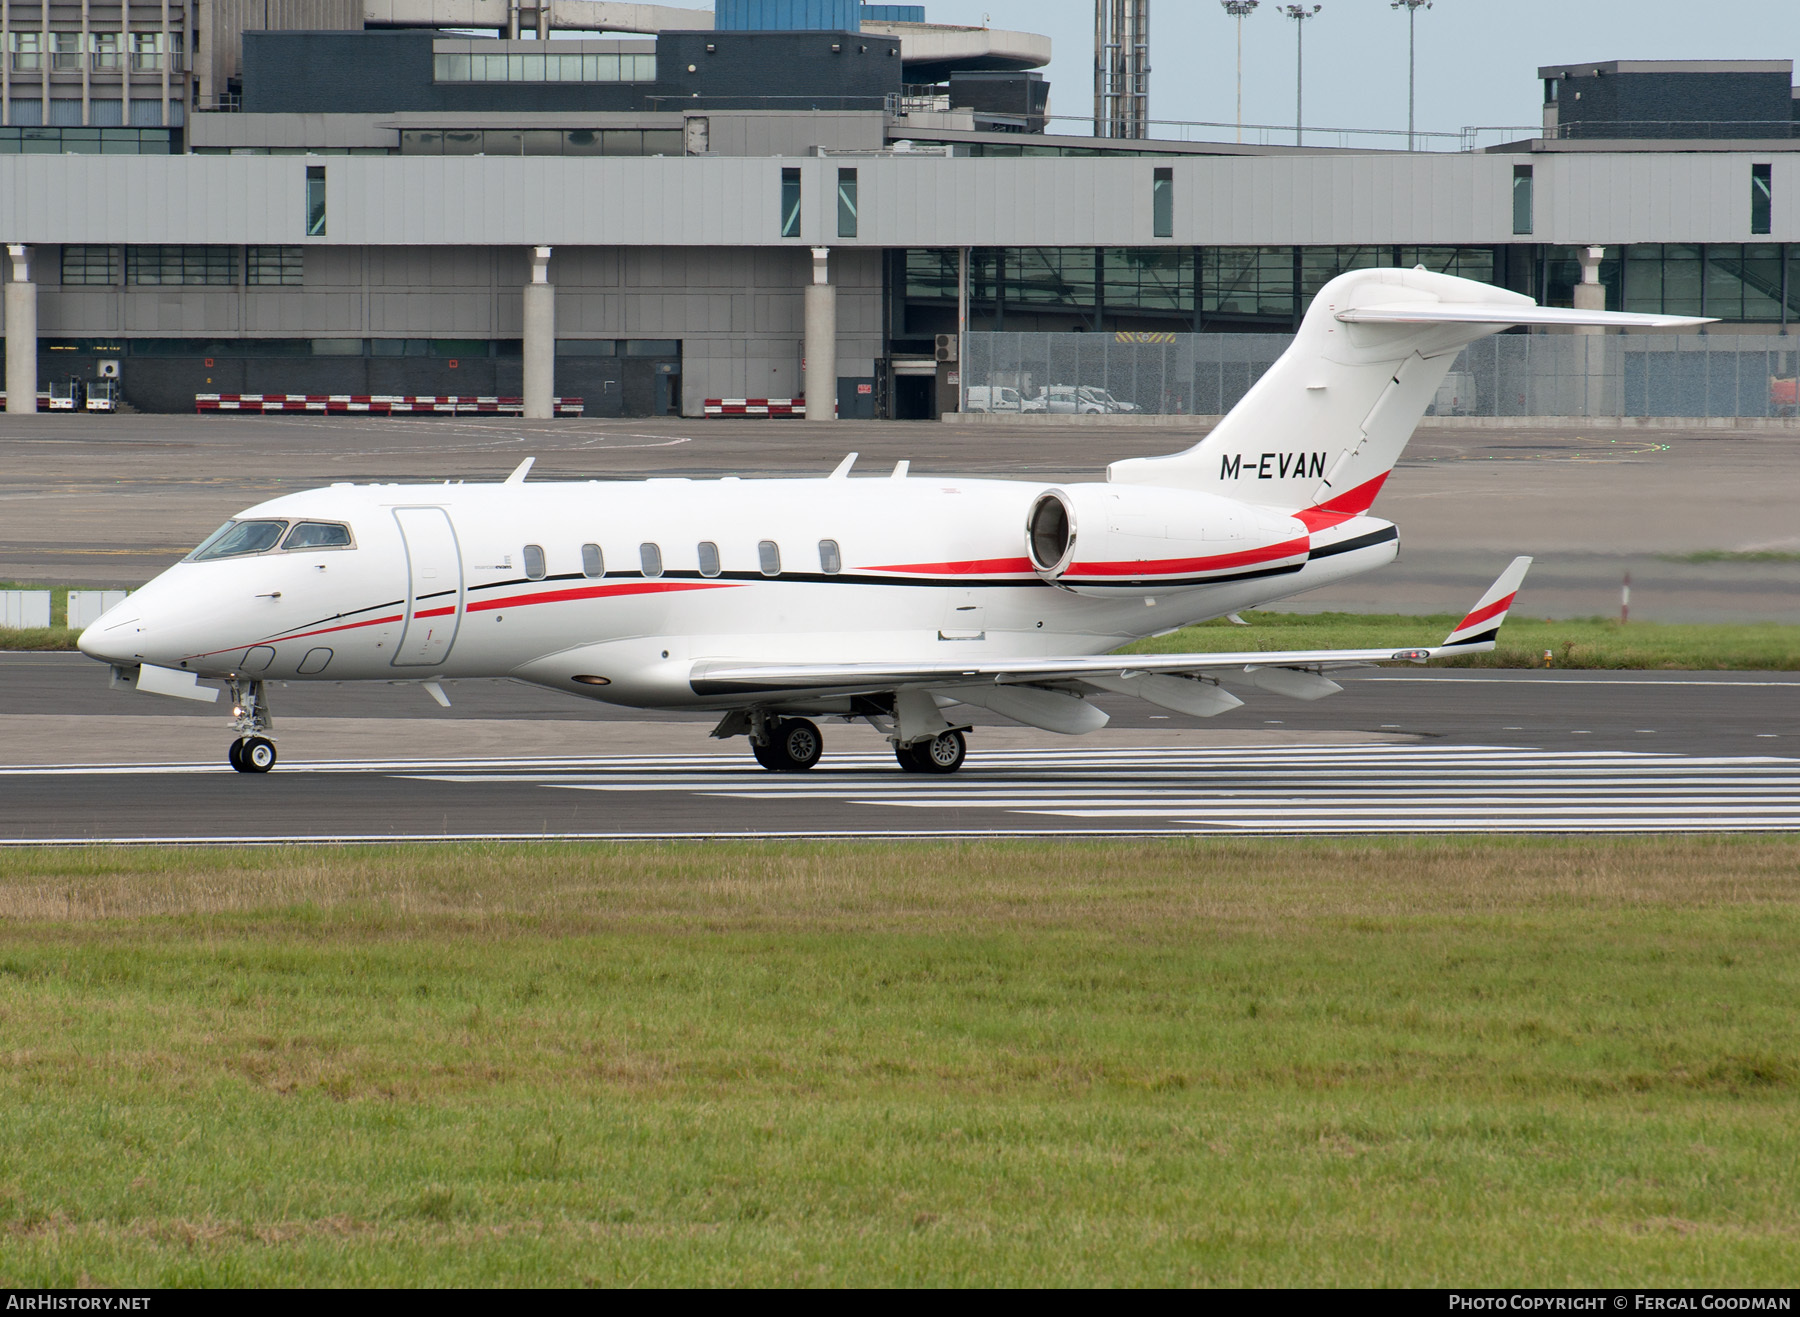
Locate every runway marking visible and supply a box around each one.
[5,744,1799,840]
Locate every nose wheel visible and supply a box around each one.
[229,736,278,773]
[225,678,278,773]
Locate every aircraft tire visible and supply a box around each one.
[894,741,927,772]
[774,718,822,771]
[917,729,966,775]
[751,738,789,770]
[228,739,246,772]
[240,737,278,773]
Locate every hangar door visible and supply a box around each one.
[392,506,463,668]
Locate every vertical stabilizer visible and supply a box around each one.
[1105,268,1706,517]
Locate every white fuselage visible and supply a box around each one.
[78,473,1399,712]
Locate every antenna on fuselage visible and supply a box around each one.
[828,452,858,479]
[504,457,535,484]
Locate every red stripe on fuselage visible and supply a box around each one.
[1453,591,1516,633]
[1067,535,1310,578]
[864,557,1036,576]
[182,581,738,662]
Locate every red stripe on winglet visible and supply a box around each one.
[1455,591,1516,633]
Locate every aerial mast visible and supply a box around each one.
[1094,0,1151,139]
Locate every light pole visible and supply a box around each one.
[1392,0,1431,151]
[1283,5,1320,148]
[1220,1,1259,145]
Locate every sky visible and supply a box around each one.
[940,0,1800,146]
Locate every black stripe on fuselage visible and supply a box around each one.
[1057,560,1306,591]
[1307,525,1399,560]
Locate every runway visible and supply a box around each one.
[3,741,1798,843]
[1,657,1795,843]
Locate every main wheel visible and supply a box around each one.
[240,736,277,773]
[773,718,822,771]
[752,737,788,770]
[917,729,966,775]
[227,739,245,772]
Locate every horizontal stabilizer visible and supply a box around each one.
[1337,304,1712,330]
[1442,556,1533,648]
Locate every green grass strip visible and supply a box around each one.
[0,837,1797,1286]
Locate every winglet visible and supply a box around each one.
[504,457,535,484]
[1441,556,1532,649]
[828,452,858,479]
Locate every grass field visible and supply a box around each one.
[1125,612,1800,670]
[1,838,1797,1287]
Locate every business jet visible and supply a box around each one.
[77,268,1705,774]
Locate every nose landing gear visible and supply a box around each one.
[225,679,278,773]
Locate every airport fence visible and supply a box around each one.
[961,332,1800,419]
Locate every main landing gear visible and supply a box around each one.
[225,678,278,774]
[741,710,969,775]
[895,729,966,775]
[751,717,824,771]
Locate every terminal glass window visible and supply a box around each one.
[1512,165,1533,236]
[639,543,663,578]
[247,246,304,286]
[581,543,604,578]
[697,542,721,577]
[305,166,327,237]
[51,33,82,72]
[837,168,858,239]
[523,545,547,580]
[9,33,43,72]
[1752,164,1773,236]
[1152,167,1173,239]
[758,541,781,576]
[432,50,655,83]
[780,167,802,239]
[125,245,235,285]
[1201,247,1295,323]
[90,33,120,71]
[61,245,120,285]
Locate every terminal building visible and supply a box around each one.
[2,0,1798,417]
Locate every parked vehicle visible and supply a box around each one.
[965,385,1030,413]
[1771,376,1797,417]
[1038,385,1121,415]
[85,380,119,412]
[1080,387,1140,414]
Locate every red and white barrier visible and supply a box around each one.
[704,397,806,417]
[196,394,583,416]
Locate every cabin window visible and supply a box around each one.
[640,542,663,577]
[818,539,841,574]
[758,540,781,576]
[187,519,288,561]
[282,521,353,550]
[697,542,721,577]
[581,542,604,578]
[523,544,547,580]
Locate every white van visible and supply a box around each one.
[965,385,1028,413]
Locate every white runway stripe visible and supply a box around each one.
[399,742,1800,836]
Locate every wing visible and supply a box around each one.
[1337,304,1712,330]
[690,557,1533,701]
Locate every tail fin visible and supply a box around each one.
[1440,555,1533,650]
[1106,268,1708,519]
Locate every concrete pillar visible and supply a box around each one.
[522,245,554,421]
[4,245,36,417]
[804,246,836,422]
[1573,245,1606,332]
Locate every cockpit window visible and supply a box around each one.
[187,519,289,561]
[282,521,354,551]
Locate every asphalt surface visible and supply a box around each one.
[2,655,1795,842]
[2,413,1798,619]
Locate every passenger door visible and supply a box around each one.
[392,506,463,668]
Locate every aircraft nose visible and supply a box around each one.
[77,600,143,665]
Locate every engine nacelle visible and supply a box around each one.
[1024,483,1309,596]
